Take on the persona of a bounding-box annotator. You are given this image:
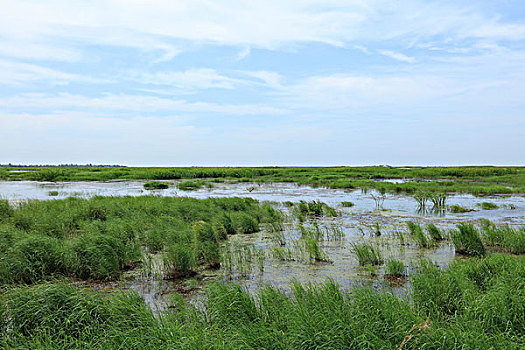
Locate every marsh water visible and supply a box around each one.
[2,180,524,311]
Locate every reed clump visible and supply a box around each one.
[143,181,169,190]
[352,242,383,266]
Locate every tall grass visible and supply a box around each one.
[3,254,524,349]
[352,242,383,266]
[0,196,279,284]
[451,223,486,257]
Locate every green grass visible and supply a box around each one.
[352,242,383,266]
[2,254,524,349]
[407,221,430,248]
[340,201,354,207]
[5,166,525,195]
[479,201,499,210]
[143,181,169,190]
[0,196,280,284]
[451,223,486,257]
[385,258,406,278]
[480,220,525,254]
[448,204,473,213]
[177,179,213,191]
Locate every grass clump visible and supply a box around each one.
[451,223,486,257]
[47,190,59,196]
[448,204,473,213]
[385,258,406,278]
[407,221,430,248]
[479,202,499,210]
[341,201,354,207]
[352,242,383,266]
[426,223,443,242]
[177,180,213,191]
[143,181,169,190]
[480,220,525,254]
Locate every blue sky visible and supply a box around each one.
[1,0,524,166]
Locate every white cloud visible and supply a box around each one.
[124,68,243,90]
[379,50,415,63]
[0,93,288,115]
[236,47,251,61]
[0,60,109,86]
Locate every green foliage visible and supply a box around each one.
[177,180,213,191]
[164,243,197,277]
[0,196,273,283]
[385,259,406,277]
[426,223,443,242]
[143,181,169,190]
[5,166,525,195]
[451,223,486,257]
[352,242,383,266]
[407,221,430,248]
[0,200,13,221]
[449,204,472,213]
[1,256,525,349]
[479,201,499,210]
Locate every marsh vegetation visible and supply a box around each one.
[0,166,524,348]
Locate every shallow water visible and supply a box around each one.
[1,180,524,310]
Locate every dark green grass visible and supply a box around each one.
[0,196,280,283]
[1,254,524,349]
[143,181,169,190]
[352,242,383,265]
[5,166,525,195]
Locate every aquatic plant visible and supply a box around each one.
[407,221,430,248]
[47,190,59,196]
[429,192,447,208]
[478,202,499,210]
[451,223,486,257]
[2,254,525,349]
[448,204,472,213]
[352,242,383,266]
[341,201,354,207]
[143,181,169,190]
[426,224,443,242]
[177,180,213,191]
[413,191,430,209]
[385,258,406,278]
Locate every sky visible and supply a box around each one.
[0,0,524,166]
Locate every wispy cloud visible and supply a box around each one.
[378,50,415,63]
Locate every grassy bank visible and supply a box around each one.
[2,166,525,195]
[1,254,523,349]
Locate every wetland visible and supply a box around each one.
[1,166,524,349]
